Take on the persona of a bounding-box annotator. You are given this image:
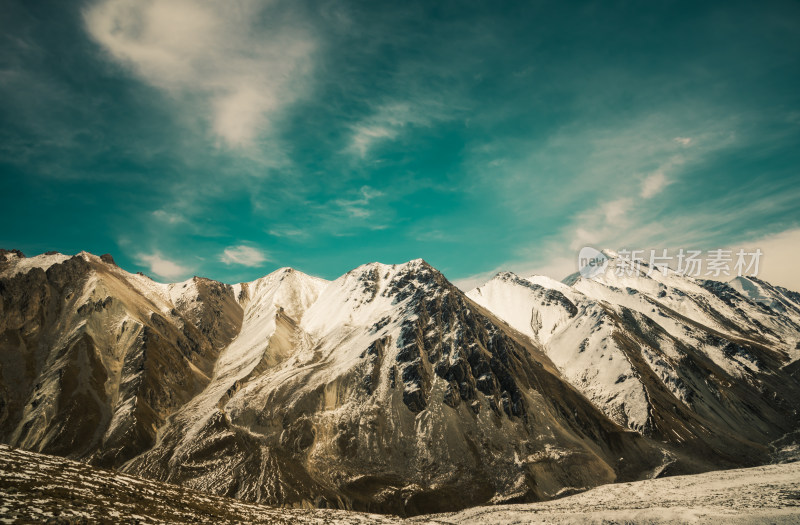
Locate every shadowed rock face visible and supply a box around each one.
[0,249,25,262]
[170,277,243,352]
[1,251,800,517]
[0,253,240,468]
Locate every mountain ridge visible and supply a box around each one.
[468,262,800,467]
[1,248,799,516]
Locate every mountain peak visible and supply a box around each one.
[351,257,430,271]
[0,250,72,279]
[0,248,25,261]
[404,257,429,267]
[342,258,440,287]
[492,270,520,281]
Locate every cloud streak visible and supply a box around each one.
[220,245,268,267]
[334,185,385,219]
[347,101,451,157]
[640,156,683,198]
[468,119,764,285]
[640,172,669,199]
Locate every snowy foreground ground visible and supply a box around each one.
[2,444,799,524]
[416,461,800,524]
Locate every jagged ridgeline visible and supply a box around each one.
[1,249,799,516]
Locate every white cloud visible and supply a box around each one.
[334,185,384,218]
[350,125,398,157]
[152,209,184,224]
[734,228,800,292]
[506,188,800,290]
[83,0,314,148]
[601,198,633,224]
[136,252,190,280]
[268,228,308,239]
[478,131,740,284]
[640,171,669,199]
[347,101,449,157]
[640,155,683,199]
[455,109,781,290]
[220,245,268,267]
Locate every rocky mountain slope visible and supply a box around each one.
[1,248,799,516]
[0,249,238,468]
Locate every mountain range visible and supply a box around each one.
[1,248,799,516]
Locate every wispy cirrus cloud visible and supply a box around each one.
[640,171,670,199]
[640,154,685,199]
[500,177,800,289]
[83,0,315,149]
[454,114,757,288]
[220,245,268,267]
[347,101,452,157]
[334,185,385,219]
[267,228,309,240]
[152,209,185,224]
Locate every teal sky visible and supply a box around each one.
[2,1,799,289]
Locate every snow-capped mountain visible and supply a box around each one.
[468,272,652,433]
[1,248,799,516]
[125,258,658,514]
[468,259,800,474]
[0,250,232,467]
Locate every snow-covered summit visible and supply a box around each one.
[0,250,71,278]
[468,271,651,431]
[730,275,800,313]
[469,261,800,440]
[302,258,442,338]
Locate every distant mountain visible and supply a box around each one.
[467,258,800,474]
[1,249,799,516]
